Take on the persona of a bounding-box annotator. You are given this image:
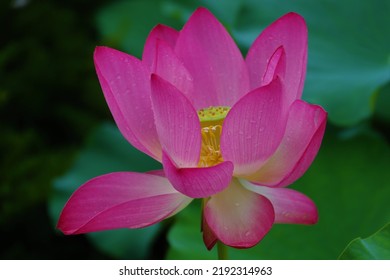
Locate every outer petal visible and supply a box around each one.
[246,12,307,107]
[57,172,192,234]
[245,100,327,187]
[175,7,250,109]
[94,47,161,161]
[202,210,218,250]
[150,74,200,167]
[142,24,179,70]
[242,180,318,224]
[146,169,165,177]
[221,77,286,176]
[204,179,275,248]
[272,114,327,188]
[162,152,233,198]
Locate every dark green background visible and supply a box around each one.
[1,0,389,259]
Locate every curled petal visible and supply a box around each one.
[262,46,286,86]
[221,77,286,176]
[246,12,307,106]
[175,7,250,109]
[57,172,192,234]
[246,100,327,187]
[151,74,200,167]
[242,180,318,224]
[162,152,233,198]
[204,179,275,248]
[94,47,162,161]
[143,24,179,70]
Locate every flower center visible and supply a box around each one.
[197,106,230,167]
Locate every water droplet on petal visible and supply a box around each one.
[314,109,321,126]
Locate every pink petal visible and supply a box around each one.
[242,181,318,224]
[142,24,179,70]
[94,47,162,161]
[152,40,194,100]
[246,100,327,187]
[57,172,192,234]
[150,74,200,167]
[174,7,250,109]
[162,152,233,198]
[272,111,327,188]
[221,77,286,176]
[146,169,165,177]
[202,211,218,250]
[204,179,275,248]
[246,12,307,107]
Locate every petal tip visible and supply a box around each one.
[93,46,113,59]
[280,12,307,28]
[186,7,220,28]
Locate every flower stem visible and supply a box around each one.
[217,241,228,260]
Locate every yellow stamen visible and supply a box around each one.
[197,106,230,167]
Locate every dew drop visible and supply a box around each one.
[314,109,321,126]
[282,211,291,218]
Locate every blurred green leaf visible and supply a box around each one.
[49,123,162,259]
[167,132,390,259]
[96,0,198,58]
[199,0,241,27]
[232,0,390,126]
[87,226,161,259]
[374,82,390,122]
[339,223,390,260]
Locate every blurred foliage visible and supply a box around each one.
[1,0,389,259]
[0,0,111,258]
[339,223,390,260]
[374,82,390,122]
[96,0,192,58]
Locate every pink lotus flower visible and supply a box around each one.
[58,8,327,249]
